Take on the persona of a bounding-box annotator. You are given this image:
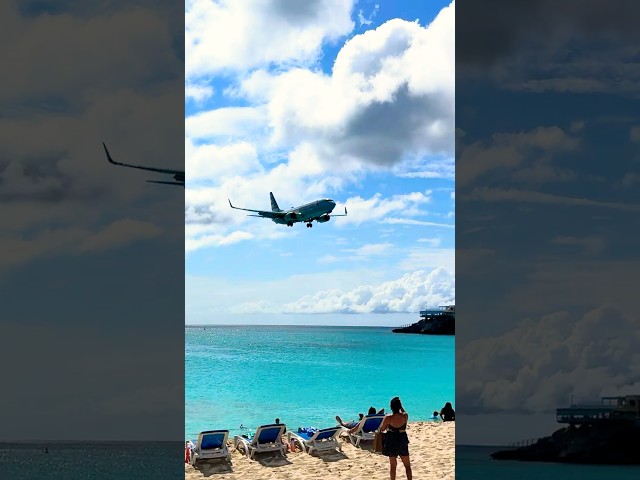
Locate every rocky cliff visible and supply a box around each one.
[392,315,454,335]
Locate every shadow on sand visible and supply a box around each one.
[254,452,293,467]
[192,459,233,476]
[314,450,349,463]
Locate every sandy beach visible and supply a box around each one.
[185,421,454,479]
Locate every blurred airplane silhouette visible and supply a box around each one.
[102,143,184,186]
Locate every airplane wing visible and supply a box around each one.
[146,180,185,186]
[228,199,285,218]
[102,142,184,176]
[330,207,348,217]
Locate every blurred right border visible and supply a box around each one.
[456,0,640,475]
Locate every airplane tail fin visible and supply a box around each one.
[270,192,282,212]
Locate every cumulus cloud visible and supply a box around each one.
[457,306,640,415]
[231,267,455,314]
[186,141,262,182]
[185,0,355,78]
[184,2,455,254]
[239,4,454,168]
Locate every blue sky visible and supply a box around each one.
[185,0,455,325]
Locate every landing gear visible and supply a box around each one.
[306,223,313,228]
[287,222,293,227]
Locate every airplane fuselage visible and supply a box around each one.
[272,199,336,224]
[228,193,346,227]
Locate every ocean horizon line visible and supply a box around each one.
[185,323,399,328]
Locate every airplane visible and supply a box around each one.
[228,192,347,228]
[102,142,185,187]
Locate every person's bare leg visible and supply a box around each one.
[400,455,412,480]
[336,415,351,427]
[389,457,398,480]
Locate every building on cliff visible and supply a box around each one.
[392,305,455,335]
[556,395,640,425]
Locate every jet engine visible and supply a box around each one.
[284,212,298,221]
[316,214,330,223]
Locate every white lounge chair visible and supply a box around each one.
[346,414,385,447]
[233,424,287,459]
[189,430,231,465]
[288,426,343,455]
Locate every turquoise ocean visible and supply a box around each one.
[185,325,454,440]
[457,446,640,479]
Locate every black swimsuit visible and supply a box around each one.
[382,421,409,457]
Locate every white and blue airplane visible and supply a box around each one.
[229,192,347,228]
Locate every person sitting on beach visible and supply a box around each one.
[336,412,364,429]
[380,397,412,480]
[440,402,455,422]
[275,417,287,434]
[336,406,381,429]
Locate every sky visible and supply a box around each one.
[455,0,640,446]
[185,0,456,326]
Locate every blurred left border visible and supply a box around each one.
[0,1,185,478]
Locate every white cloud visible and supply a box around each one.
[358,4,379,26]
[185,0,356,78]
[186,141,262,182]
[278,267,455,314]
[238,4,455,167]
[185,107,267,140]
[188,268,389,317]
[185,230,254,253]
[184,2,456,256]
[228,267,455,314]
[337,191,433,226]
[347,242,394,258]
[398,247,455,272]
[382,218,454,228]
[186,83,215,103]
[417,237,442,247]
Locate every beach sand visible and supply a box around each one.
[185,421,454,479]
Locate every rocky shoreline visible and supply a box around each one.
[392,314,454,335]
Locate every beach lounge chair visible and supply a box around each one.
[346,414,385,447]
[288,426,343,455]
[233,424,287,459]
[189,430,231,465]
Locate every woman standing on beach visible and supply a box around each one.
[379,397,412,480]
